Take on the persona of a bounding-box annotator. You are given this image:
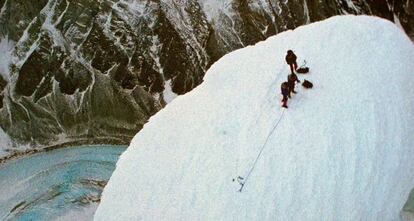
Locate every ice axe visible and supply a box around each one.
[232,176,245,192]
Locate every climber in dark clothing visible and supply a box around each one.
[281,82,290,108]
[287,72,300,97]
[285,50,298,74]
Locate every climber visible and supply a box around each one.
[285,50,298,74]
[281,81,289,108]
[287,72,300,97]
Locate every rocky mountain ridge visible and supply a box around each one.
[0,0,412,150]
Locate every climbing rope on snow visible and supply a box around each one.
[235,108,286,192]
[299,59,307,69]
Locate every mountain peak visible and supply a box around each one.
[95,15,414,221]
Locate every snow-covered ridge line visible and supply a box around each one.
[95,15,414,221]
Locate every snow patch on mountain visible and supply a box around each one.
[198,0,233,22]
[0,38,14,80]
[0,127,12,158]
[163,80,177,103]
[0,0,8,18]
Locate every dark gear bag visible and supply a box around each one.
[296,67,309,74]
[302,79,313,88]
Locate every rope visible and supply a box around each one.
[299,59,307,69]
[236,108,286,192]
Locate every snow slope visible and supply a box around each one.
[95,15,414,221]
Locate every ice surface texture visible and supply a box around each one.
[96,15,414,221]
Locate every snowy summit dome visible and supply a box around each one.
[95,15,414,221]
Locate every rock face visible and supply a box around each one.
[0,0,412,148]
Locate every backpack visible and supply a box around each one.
[296,67,309,74]
[302,79,313,89]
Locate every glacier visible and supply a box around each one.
[95,15,414,221]
[0,145,126,221]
